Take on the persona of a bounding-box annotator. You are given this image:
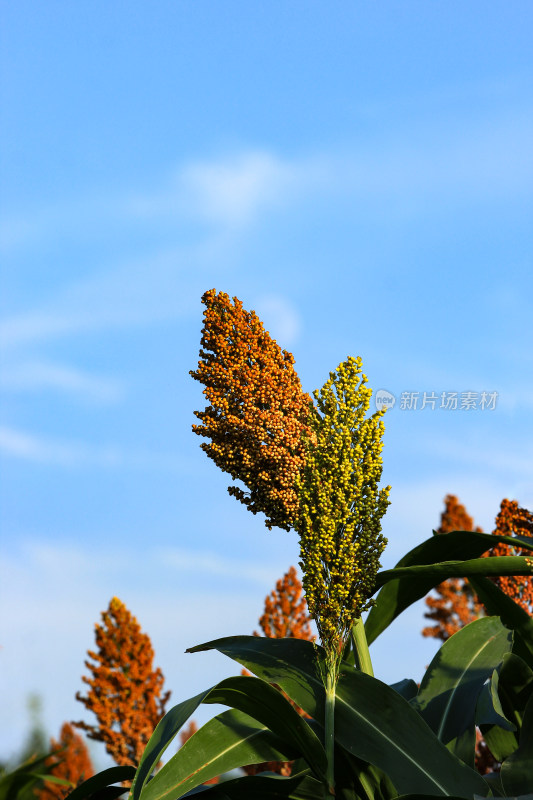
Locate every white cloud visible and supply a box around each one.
[0,425,195,472]
[1,149,319,254]
[0,361,123,404]
[4,105,530,256]
[0,426,123,467]
[178,150,317,229]
[253,294,302,346]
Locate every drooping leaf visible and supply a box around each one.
[411,617,513,755]
[199,676,327,782]
[65,767,135,800]
[187,636,325,721]
[469,576,533,667]
[500,694,533,795]
[476,668,516,732]
[390,679,418,702]
[189,636,489,798]
[334,664,488,797]
[140,708,298,800]
[374,556,533,591]
[365,530,533,645]
[133,672,327,800]
[180,771,325,799]
[131,691,212,799]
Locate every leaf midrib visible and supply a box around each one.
[435,633,498,741]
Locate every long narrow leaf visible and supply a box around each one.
[365,530,533,645]
[187,637,325,721]
[500,694,533,795]
[334,664,488,797]
[65,767,135,800]
[131,691,212,799]
[200,676,327,782]
[134,674,327,800]
[468,576,533,667]
[140,708,298,800]
[411,617,513,748]
[374,556,533,590]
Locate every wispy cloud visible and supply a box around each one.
[3,106,531,255]
[155,546,281,585]
[253,294,302,346]
[1,149,319,254]
[175,150,326,229]
[0,425,123,467]
[0,244,212,350]
[0,361,123,404]
[0,425,195,472]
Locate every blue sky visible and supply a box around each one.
[1,1,532,766]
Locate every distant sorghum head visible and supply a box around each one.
[190,289,314,530]
[491,499,533,614]
[74,597,170,767]
[423,494,484,640]
[36,723,93,800]
[297,357,390,664]
[256,566,315,641]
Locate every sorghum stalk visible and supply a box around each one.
[324,663,337,796]
[352,616,374,677]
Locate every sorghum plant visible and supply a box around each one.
[68,291,533,800]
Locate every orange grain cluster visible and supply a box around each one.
[423,495,484,640]
[190,289,313,531]
[490,499,533,613]
[35,723,93,800]
[423,496,533,641]
[256,566,315,640]
[74,597,170,767]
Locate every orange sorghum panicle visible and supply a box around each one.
[35,723,93,800]
[490,499,533,613]
[423,495,484,640]
[256,566,315,640]
[190,289,314,531]
[74,597,170,767]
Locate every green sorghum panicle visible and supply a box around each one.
[297,356,390,668]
